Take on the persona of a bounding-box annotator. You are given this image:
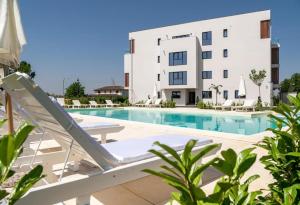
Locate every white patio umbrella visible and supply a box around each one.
[0,0,26,133]
[238,76,246,97]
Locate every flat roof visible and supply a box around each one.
[130,9,270,34]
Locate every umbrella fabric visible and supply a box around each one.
[238,76,246,97]
[152,83,157,100]
[0,0,26,67]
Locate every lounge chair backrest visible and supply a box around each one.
[223,100,233,106]
[72,100,81,106]
[155,99,162,105]
[244,99,256,107]
[89,101,98,106]
[105,100,113,105]
[56,98,65,106]
[145,99,151,105]
[1,73,119,170]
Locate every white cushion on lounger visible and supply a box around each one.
[78,121,118,129]
[102,135,212,164]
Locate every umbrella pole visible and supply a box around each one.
[5,93,14,134]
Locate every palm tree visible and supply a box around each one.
[209,84,223,105]
[249,69,266,100]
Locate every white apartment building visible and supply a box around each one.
[124,10,280,106]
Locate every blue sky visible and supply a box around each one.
[19,0,300,94]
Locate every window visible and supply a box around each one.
[172,34,191,39]
[202,31,212,45]
[235,90,246,99]
[271,67,279,84]
[157,91,161,98]
[172,91,181,99]
[169,71,187,85]
[157,74,160,81]
[202,71,212,79]
[223,29,228,37]
[157,56,160,63]
[129,39,135,53]
[157,38,161,46]
[260,20,270,39]
[223,70,228,78]
[125,73,129,87]
[223,49,228,58]
[202,51,212,59]
[202,91,212,99]
[223,90,228,99]
[169,51,187,66]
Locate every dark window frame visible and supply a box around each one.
[157,38,161,46]
[157,56,160,63]
[169,51,187,66]
[223,29,228,37]
[202,51,212,59]
[202,91,212,99]
[223,70,228,78]
[223,90,228,99]
[169,71,187,85]
[157,74,160,81]
[202,71,212,79]
[171,91,181,99]
[202,31,212,45]
[223,49,228,58]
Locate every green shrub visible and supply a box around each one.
[162,100,176,108]
[144,93,300,204]
[0,120,45,205]
[64,98,73,105]
[257,93,300,203]
[79,97,89,104]
[197,100,206,109]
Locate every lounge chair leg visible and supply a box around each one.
[59,140,74,182]
[76,195,90,205]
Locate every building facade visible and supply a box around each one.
[124,10,279,106]
[94,85,128,97]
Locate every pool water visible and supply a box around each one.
[68,108,277,135]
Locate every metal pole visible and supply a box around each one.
[5,92,14,134]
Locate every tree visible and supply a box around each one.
[249,69,266,100]
[209,84,222,105]
[65,79,85,98]
[16,61,36,79]
[280,73,300,93]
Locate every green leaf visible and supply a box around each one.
[182,140,197,166]
[0,119,7,128]
[153,141,182,165]
[9,165,45,205]
[190,144,220,166]
[0,135,15,167]
[14,123,34,150]
[283,184,300,205]
[0,189,9,201]
[190,158,218,182]
[236,154,256,178]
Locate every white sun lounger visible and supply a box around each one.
[149,99,162,107]
[56,98,71,108]
[2,73,219,205]
[72,100,88,108]
[135,99,152,107]
[89,100,104,108]
[234,99,257,112]
[105,99,120,107]
[213,99,233,110]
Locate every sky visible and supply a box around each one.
[19,0,300,95]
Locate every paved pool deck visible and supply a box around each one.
[63,107,274,205]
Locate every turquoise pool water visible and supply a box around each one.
[68,108,276,135]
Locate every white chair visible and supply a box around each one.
[56,98,71,108]
[72,100,88,108]
[89,100,104,108]
[213,99,233,110]
[2,73,220,205]
[149,99,162,107]
[235,99,257,112]
[105,100,120,107]
[135,99,152,107]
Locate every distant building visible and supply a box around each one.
[94,85,128,97]
[124,10,280,106]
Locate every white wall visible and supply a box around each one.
[125,10,273,105]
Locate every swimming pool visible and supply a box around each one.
[68,108,276,135]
